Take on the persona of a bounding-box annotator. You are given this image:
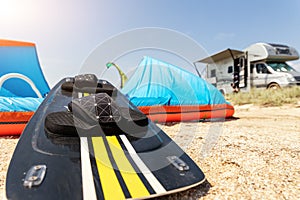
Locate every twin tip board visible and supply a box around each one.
[6,74,205,200]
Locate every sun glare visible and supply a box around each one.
[0,1,20,20]
[0,0,39,26]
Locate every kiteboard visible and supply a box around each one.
[6,74,205,200]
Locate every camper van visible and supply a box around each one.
[197,43,300,94]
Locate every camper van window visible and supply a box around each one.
[228,66,233,73]
[210,69,216,77]
[256,64,270,74]
[267,62,296,72]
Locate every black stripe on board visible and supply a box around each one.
[116,135,156,195]
[102,137,131,199]
[87,137,104,200]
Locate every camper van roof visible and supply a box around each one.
[246,42,299,61]
[268,43,289,48]
[196,48,244,64]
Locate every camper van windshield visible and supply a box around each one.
[267,62,296,72]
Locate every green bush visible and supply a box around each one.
[226,86,300,106]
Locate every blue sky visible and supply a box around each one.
[1,0,300,86]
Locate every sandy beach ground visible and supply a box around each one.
[1,104,300,199]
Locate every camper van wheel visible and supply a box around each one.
[268,83,280,90]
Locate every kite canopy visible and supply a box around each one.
[0,39,50,135]
[0,39,49,98]
[122,56,229,106]
[122,56,234,122]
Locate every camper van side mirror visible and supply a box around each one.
[228,66,233,73]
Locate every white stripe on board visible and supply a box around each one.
[80,137,97,200]
[119,135,166,194]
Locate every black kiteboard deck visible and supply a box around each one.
[6,74,205,200]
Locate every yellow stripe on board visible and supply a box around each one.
[92,137,125,200]
[107,136,150,198]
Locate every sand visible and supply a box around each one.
[1,104,300,199]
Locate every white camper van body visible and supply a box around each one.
[198,43,300,94]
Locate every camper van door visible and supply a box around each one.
[251,63,270,87]
[238,56,246,88]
